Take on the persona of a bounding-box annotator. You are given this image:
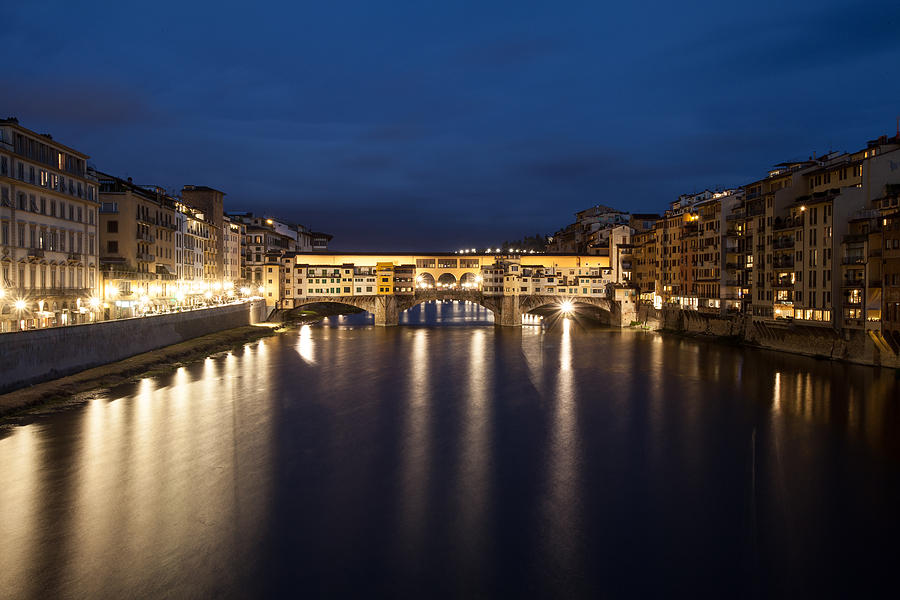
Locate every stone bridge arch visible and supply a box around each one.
[519,294,614,315]
[282,292,621,327]
[288,296,376,314]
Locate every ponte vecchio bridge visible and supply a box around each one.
[264,251,637,326]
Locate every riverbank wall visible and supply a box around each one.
[0,300,270,393]
[634,304,900,368]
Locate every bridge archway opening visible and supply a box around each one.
[416,272,435,289]
[436,273,457,289]
[459,272,479,289]
[399,295,495,325]
[286,300,371,320]
[524,299,613,326]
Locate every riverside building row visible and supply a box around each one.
[0,118,330,332]
[625,133,900,354]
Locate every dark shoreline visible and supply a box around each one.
[0,324,283,425]
[0,303,368,424]
[646,324,900,372]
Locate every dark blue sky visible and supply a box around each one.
[7,1,900,250]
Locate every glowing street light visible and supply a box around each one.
[14,299,26,311]
[258,286,265,295]
[560,300,574,315]
[89,297,101,309]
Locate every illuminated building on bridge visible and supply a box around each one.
[258,251,638,326]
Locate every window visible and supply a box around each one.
[107,220,118,233]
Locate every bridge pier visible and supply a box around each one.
[374,295,399,326]
[494,295,522,327]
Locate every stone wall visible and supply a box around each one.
[633,303,900,368]
[0,300,269,393]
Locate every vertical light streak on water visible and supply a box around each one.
[773,372,782,414]
[399,328,431,560]
[297,324,315,364]
[125,377,162,574]
[67,397,122,592]
[456,328,492,574]
[0,425,40,593]
[543,318,581,577]
[648,334,665,464]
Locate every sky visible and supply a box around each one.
[6,0,900,250]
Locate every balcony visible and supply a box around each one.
[67,252,82,262]
[27,248,45,259]
[842,279,865,289]
[773,256,794,269]
[773,237,794,250]
[773,218,801,231]
[773,279,794,288]
[842,233,867,244]
[137,253,155,262]
[136,231,156,243]
[841,256,865,265]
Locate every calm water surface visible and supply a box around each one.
[2,301,900,598]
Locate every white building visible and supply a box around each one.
[0,118,101,331]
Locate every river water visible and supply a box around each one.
[1,301,899,598]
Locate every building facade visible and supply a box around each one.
[0,118,101,332]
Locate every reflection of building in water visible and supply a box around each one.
[542,318,581,569]
[767,364,900,456]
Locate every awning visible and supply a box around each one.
[156,265,174,275]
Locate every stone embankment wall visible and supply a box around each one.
[634,304,900,368]
[0,300,270,393]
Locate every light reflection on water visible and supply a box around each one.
[0,301,899,597]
